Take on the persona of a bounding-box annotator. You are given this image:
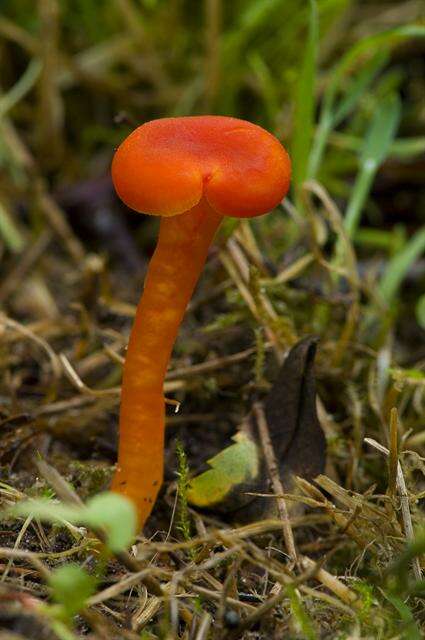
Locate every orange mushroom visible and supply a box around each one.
[111,116,291,527]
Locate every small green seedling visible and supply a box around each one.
[9,491,137,553]
[49,563,97,624]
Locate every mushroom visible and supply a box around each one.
[111,115,291,527]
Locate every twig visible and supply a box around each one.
[0,548,51,582]
[253,403,298,564]
[0,312,61,379]
[0,228,53,303]
[365,437,422,581]
[225,587,287,639]
[189,585,255,611]
[388,407,398,496]
[0,514,33,583]
[36,183,85,264]
[225,553,332,639]
[87,569,164,606]
[219,249,283,360]
[135,516,325,558]
[59,353,120,396]
[194,611,212,640]
[299,556,358,606]
[166,345,268,380]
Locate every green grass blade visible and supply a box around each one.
[323,24,425,119]
[0,58,42,119]
[333,51,388,127]
[361,94,402,168]
[329,133,425,159]
[0,200,25,253]
[239,0,285,31]
[343,167,375,238]
[248,52,279,125]
[383,593,422,640]
[308,51,387,179]
[291,0,318,190]
[344,93,401,237]
[354,225,406,253]
[309,24,425,178]
[287,584,317,640]
[379,227,425,305]
[387,136,425,158]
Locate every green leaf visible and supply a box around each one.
[10,498,81,523]
[291,0,318,189]
[9,491,137,553]
[49,564,96,618]
[84,493,137,552]
[187,432,259,508]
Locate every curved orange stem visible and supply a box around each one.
[111,199,222,527]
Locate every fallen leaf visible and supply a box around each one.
[187,336,326,520]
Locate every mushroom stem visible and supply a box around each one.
[111,199,222,526]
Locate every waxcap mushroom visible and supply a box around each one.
[111,115,291,527]
[112,115,290,218]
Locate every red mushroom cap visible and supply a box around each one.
[112,116,291,218]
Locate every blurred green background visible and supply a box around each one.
[1,0,424,394]
[1,0,424,203]
[0,0,424,365]
[1,0,424,341]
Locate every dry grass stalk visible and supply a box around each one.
[365,437,423,582]
[253,402,298,563]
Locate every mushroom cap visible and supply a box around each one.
[112,116,291,218]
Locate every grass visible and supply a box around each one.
[0,0,424,638]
